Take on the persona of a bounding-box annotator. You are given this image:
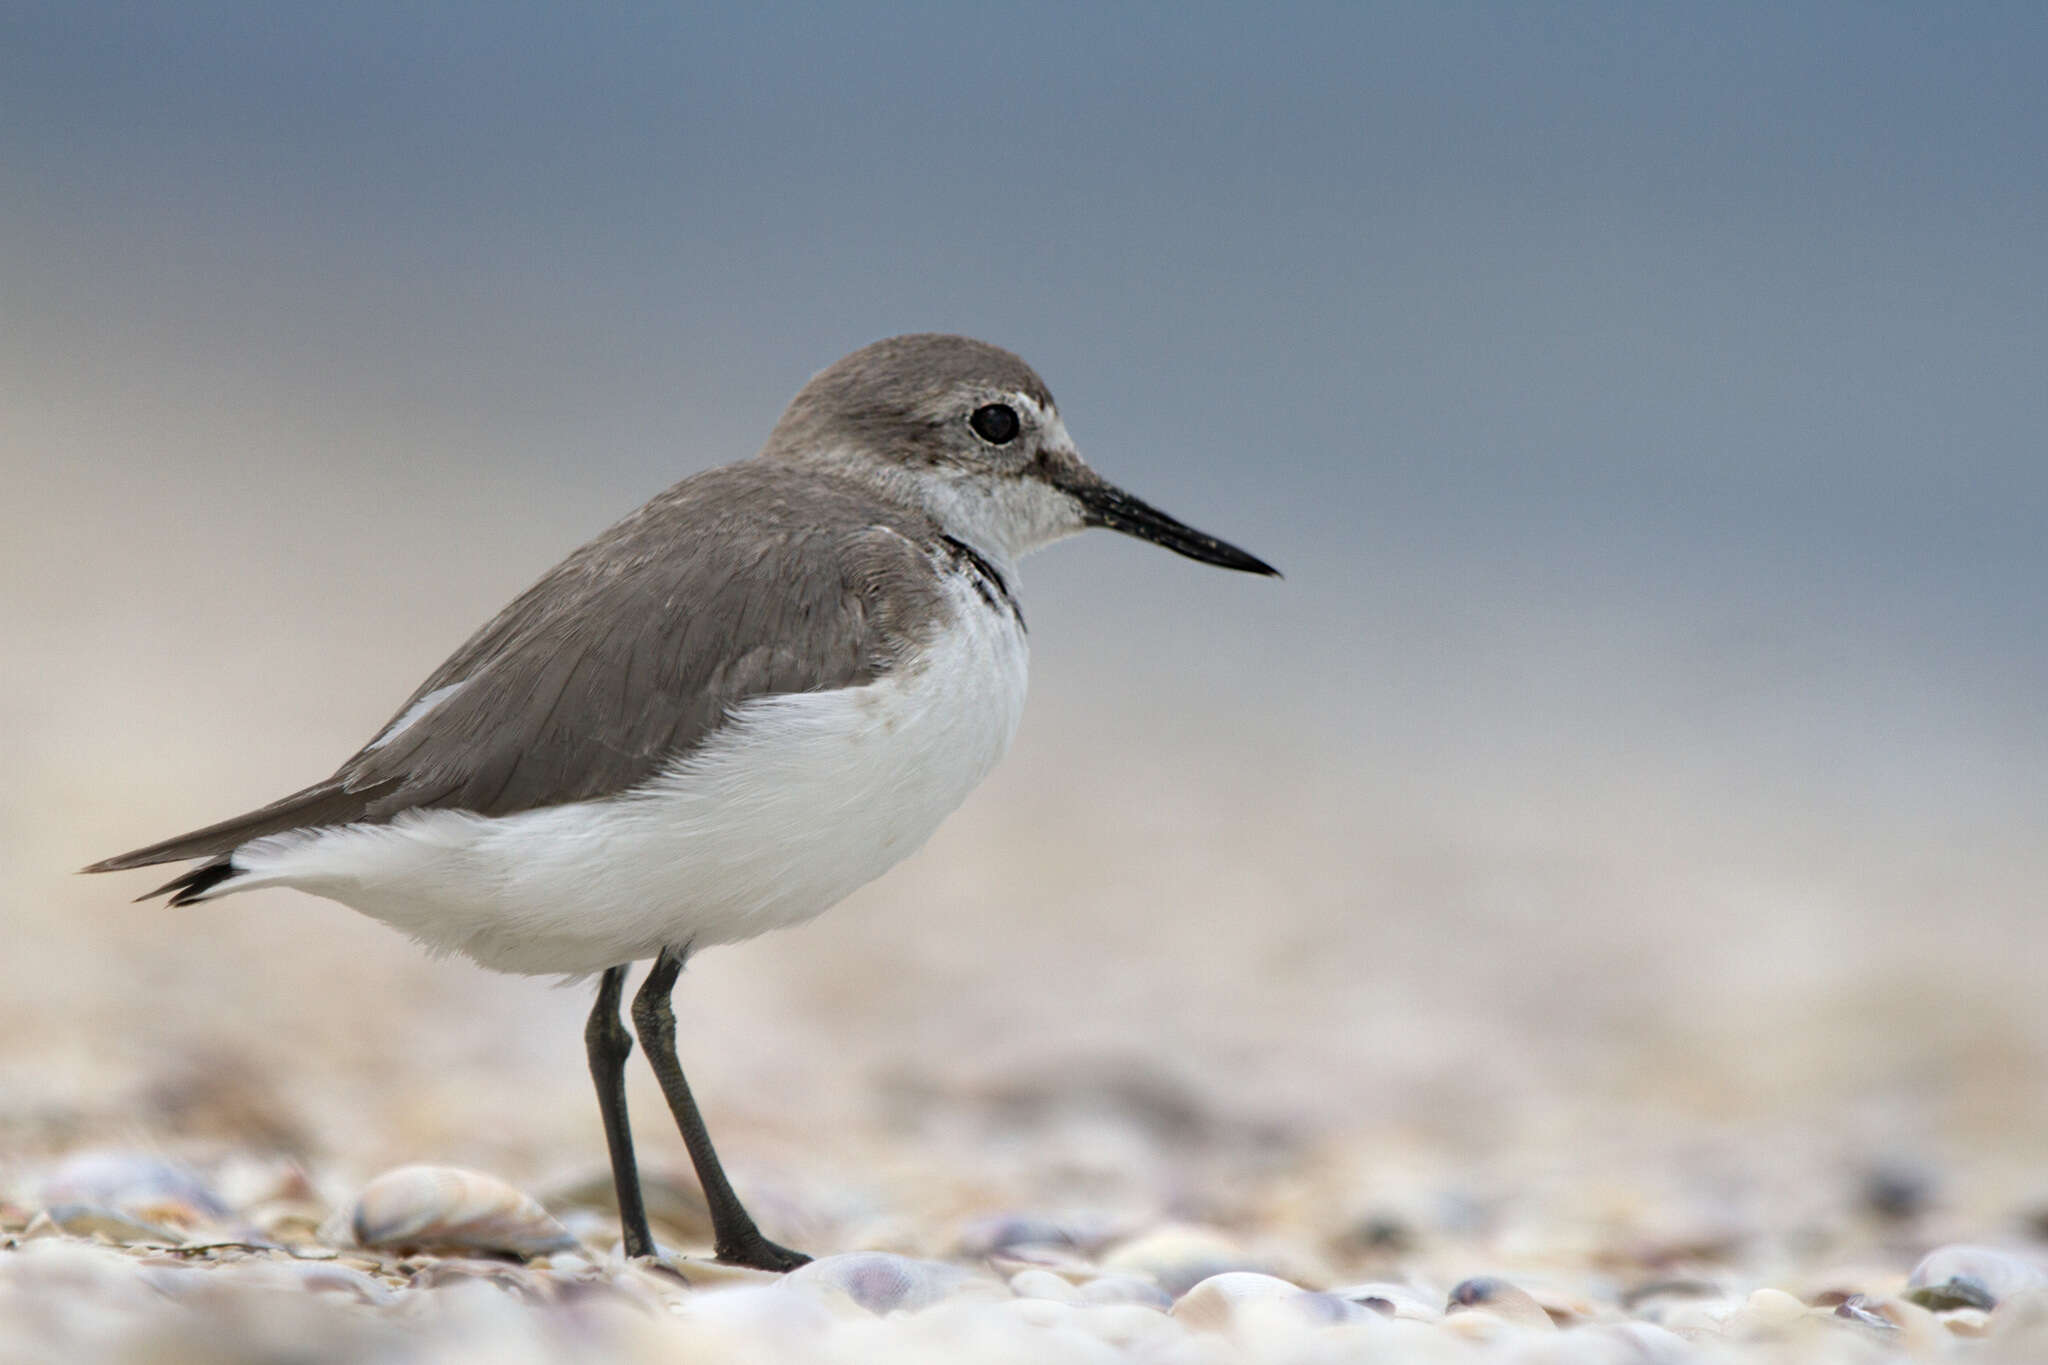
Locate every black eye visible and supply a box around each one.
[968,403,1020,445]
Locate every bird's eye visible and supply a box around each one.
[968,403,1021,445]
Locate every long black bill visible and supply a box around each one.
[1065,476,1281,577]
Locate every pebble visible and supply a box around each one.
[337,1165,578,1258]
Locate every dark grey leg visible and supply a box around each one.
[631,945,809,1271]
[586,964,655,1258]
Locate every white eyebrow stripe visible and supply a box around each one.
[367,680,468,750]
[1004,391,1073,451]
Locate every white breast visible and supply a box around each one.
[226,569,1029,976]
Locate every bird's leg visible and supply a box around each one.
[631,945,810,1271]
[586,964,656,1259]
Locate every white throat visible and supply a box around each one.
[913,405,1088,572]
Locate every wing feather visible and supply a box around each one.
[84,464,950,875]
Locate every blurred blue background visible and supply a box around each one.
[3,2,2044,1179]
[9,3,2044,821]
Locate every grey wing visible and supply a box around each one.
[344,515,943,819]
[85,474,947,873]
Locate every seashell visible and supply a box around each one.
[956,1213,1088,1258]
[784,1251,974,1315]
[1170,1271,1369,1333]
[1329,1280,1440,1321]
[143,1255,397,1306]
[1843,1296,1947,1351]
[1618,1277,1726,1315]
[1099,1223,1264,1297]
[1074,1273,1173,1310]
[248,1200,331,1247]
[1437,1308,1524,1343]
[1726,1286,1809,1336]
[39,1151,230,1232]
[340,1165,576,1258]
[1907,1244,2048,1309]
[42,1204,187,1246]
[1833,1294,1900,1334]
[408,1257,550,1303]
[1943,1307,1991,1336]
[1905,1277,1995,1312]
[1444,1276,1556,1331]
[1009,1268,1083,1303]
[278,1259,399,1306]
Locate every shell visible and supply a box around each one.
[1906,1244,2048,1309]
[40,1204,187,1246]
[1725,1287,1810,1336]
[39,1151,230,1232]
[1074,1274,1174,1310]
[340,1165,576,1258]
[954,1213,1099,1259]
[1329,1280,1441,1321]
[783,1251,977,1315]
[1008,1268,1083,1303]
[1444,1275,1556,1331]
[1170,1271,1368,1333]
[1098,1223,1264,1297]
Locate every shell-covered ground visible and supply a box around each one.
[5,1125,2048,1362]
[8,699,2048,1361]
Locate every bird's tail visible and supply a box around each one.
[143,859,242,906]
[81,775,397,902]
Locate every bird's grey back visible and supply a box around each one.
[347,462,959,816]
[89,462,964,870]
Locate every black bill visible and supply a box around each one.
[1064,476,1280,577]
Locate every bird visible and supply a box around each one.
[84,333,1278,1270]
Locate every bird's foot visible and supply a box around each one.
[714,1234,811,1273]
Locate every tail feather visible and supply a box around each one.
[144,859,241,906]
[81,775,400,876]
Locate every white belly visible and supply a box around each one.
[228,576,1029,976]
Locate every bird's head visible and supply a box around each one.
[761,333,1279,577]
